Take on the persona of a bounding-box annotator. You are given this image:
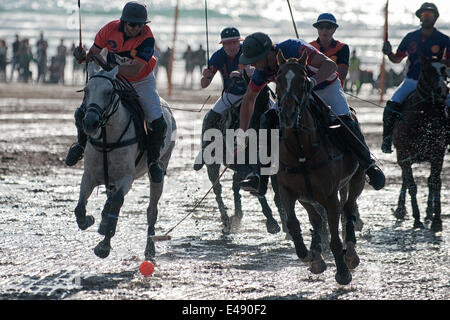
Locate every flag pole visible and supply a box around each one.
[379,0,389,103]
[168,0,180,97]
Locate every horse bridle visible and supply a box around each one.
[276,61,312,129]
[84,74,121,130]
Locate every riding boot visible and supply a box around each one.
[147,116,168,183]
[65,105,87,166]
[338,115,385,190]
[193,110,222,171]
[239,108,279,196]
[381,100,403,153]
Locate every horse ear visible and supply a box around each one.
[109,65,119,78]
[87,61,97,77]
[276,49,287,66]
[298,50,308,65]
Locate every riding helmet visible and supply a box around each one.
[120,1,150,24]
[415,2,439,19]
[219,27,244,44]
[239,32,273,65]
[313,13,339,28]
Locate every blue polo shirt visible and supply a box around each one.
[249,39,339,92]
[209,46,246,95]
[396,28,450,80]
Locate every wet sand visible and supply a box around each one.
[0,82,449,301]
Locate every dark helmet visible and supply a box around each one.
[239,32,273,65]
[219,27,244,44]
[120,1,150,24]
[415,2,439,19]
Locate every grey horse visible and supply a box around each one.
[73,64,176,262]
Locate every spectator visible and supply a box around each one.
[36,32,48,83]
[19,39,34,83]
[158,46,172,85]
[194,44,206,76]
[0,39,7,82]
[182,45,195,88]
[56,39,67,84]
[9,34,20,82]
[348,49,361,94]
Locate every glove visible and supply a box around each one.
[382,41,392,55]
[73,46,87,63]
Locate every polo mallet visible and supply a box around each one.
[204,0,210,68]
[286,0,299,39]
[150,163,231,242]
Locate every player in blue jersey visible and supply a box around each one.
[237,32,385,194]
[381,2,450,153]
[194,27,258,170]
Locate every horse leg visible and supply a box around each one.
[94,176,133,259]
[279,184,309,261]
[300,202,326,274]
[428,158,443,232]
[207,164,230,234]
[146,147,173,261]
[324,195,352,285]
[230,171,243,232]
[271,175,289,236]
[394,167,408,220]
[400,164,423,229]
[98,188,113,235]
[74,173,96,231]
[258,194,281,234]
[342,167,365,270]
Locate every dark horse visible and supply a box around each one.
[275,51,366,285]
[391,55,448,232]
[202,85,287,235]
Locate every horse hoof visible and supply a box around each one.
[335,271,352,285]
[430,219,442,233]
[266,219,281,234]
[230,215,242,232]
[77,215,95,231]
[309,258,327,274]
[413,221,425,229]
[94,241,111,259]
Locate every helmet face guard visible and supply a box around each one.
[121,1,149,24]
[239,33,273,65]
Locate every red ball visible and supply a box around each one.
[139,261,155,276]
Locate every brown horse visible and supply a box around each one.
[392,55,448,232]
[275,51,366,285]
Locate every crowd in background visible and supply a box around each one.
[0,32,398,93]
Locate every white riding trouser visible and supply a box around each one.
[272,78,351,118]
[212,91,275,115]
[391,78,418,104]
[391,77,450,107]
[132,71,163,122]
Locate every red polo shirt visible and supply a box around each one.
[94,20,157,82]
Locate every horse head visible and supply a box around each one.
[418,53,449,105]
[275,49,310,128]
[82,64,120,136]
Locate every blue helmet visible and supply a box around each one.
[120,1,149,24]
[313,13,339,28]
